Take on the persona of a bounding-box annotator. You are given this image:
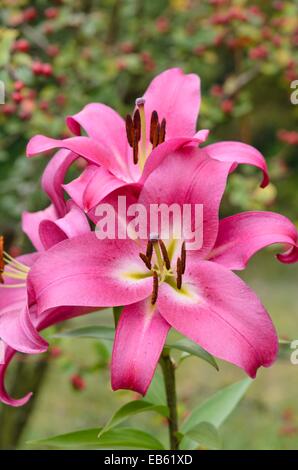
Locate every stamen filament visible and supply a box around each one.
[153,240,164,272]
[3,252,29,273]
[0,283,26,288]
[3,271,27,280]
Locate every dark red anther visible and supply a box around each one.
[125,115,134,147]
[150,111,159,145]
[159,118,166,144]
[158,240,171,270]
[152,122,160,149]
[139,252,151,270]
[133,132,139,164]
[151,271,159,305]
[181,241,186,274]
[133,109,141,142]
[176,257,182,290]
[146,240,153,262]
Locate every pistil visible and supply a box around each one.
[135,98,147,169]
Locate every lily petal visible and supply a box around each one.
[26,135,128,181]
[81,166,128,212]
[63,165,98,209]
[28,235,152,313]
[22,205,58,251]
[0,345,33,407]
[0,305,93,407]
[41,149,78,216]
[38,201,90,250]
[139,147,231,256]
[204,141,269,188]
[140,137,200,184]
[66,103,134,181]
[112,299,170,395]
[158,260,278,378]
[143,68,201,141]
[210,211,298,269]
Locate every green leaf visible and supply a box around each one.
[144,370,167,405]
[28,429,101,448]
[166,338,219,370]
[29,428,164,450]
[180,378,252,450]
[183,422,222,450]
[0,29,18,67]
[98,428,165,450]
[98,400,168,437]
[54,325,115,341]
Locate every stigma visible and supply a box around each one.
[0,236,29,288]
[125,99,166,169]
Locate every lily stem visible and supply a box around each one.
[160,349,179,450]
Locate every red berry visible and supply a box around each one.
[2,103,16,115]
[14,80,25,91]
[71,374,86,391]
[221,99,234,114]
[50,346,62,359]
[27,89,37,99]
[46,45,59,57]
[211,84,223,97]
[45,7,59,19]
[23,7,37,22]
[156,16,170,33]
[56,94,66,106]
[277,129,298,145]
[42,63,53,76]
[119,41,134,54]
[12,91,23,103]
[39,100,49,111]
[13,39,30,53]
[32,61,43,75]
[19,110,32,121]
[249,45,268,61]
[194,45,206,56]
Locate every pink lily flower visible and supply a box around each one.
[26,147,298,396]
[0,201,90,406]
[26,68,269,216]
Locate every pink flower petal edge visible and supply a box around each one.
[210,211,298,269]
